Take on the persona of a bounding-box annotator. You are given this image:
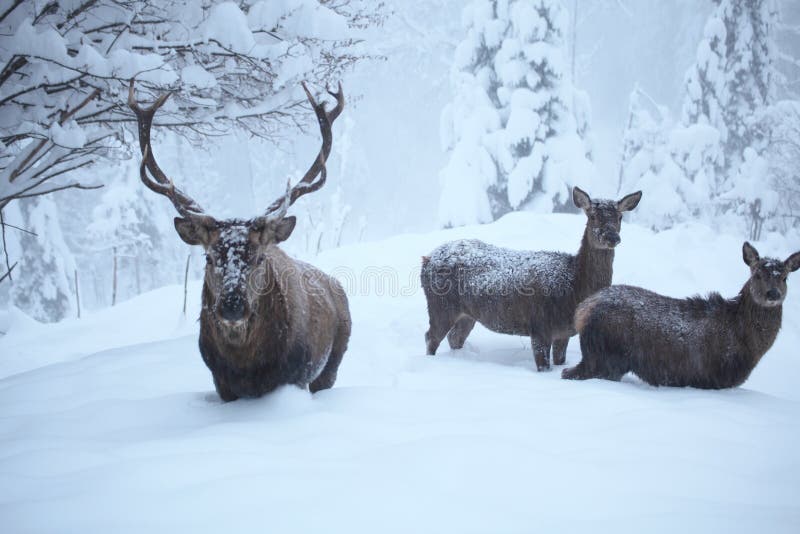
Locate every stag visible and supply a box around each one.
[128,80,351,401]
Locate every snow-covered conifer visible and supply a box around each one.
[439,0,592,227]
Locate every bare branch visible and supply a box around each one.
[0,262,17,285]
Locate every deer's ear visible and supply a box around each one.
[617,191,642,212]
[274,216,296,244]
[785,252,800,273]
[573,187,591,210]
[743,242,760,267]
[174,217,208,246]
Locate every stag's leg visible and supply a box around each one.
[447,315,476,350]
[552,338,569,366]
[310,321,350,394]
[531,335,552,372]
[213,374,239,402]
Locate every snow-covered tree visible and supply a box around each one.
[620,0,785,237]
[8,197,76,322]
[82,159,177,304]
[0,0,383,314]
[618,87,716,230]
[439,0,593,227]
[0,0,382,253]
[749,99,800,235]
[682,0,779,190]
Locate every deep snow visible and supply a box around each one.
[1,212,799,533]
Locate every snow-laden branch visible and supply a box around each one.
[0,0,383,212]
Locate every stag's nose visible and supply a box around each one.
[218,293,247,322]
[766,288,782,302]
[605,232,621,247]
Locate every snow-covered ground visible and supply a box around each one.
[1,213,799,533]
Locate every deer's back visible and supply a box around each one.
[423,239,576,336]
[578,285,768,388]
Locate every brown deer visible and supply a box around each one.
[563,242,800,389]
[128,80,351,401]
[421,187,642,371]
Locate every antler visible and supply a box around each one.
[262,82,345,220]
[128,79,212,224]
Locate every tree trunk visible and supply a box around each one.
[111,247,117,307]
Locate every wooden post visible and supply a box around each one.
[183,253,191,316]
[112,246,118,307]
[74,269,81,319]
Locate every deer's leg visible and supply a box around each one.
[447,315,476,350]
[561,361,591,380]
[213,374,239,402]
[425,300,459,355]
[562,332,626,381]
[531,335,551,372]
[562,333,596,380]
[552,338,569,366]
[310,325,349,394]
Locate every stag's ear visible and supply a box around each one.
[785,252,800,273]
[617,191,643,212]
[573,187,591,210]
[174,217,208,246]
[743,242,760,267]
[274,216,296,244]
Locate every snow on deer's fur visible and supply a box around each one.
[563,242,800,389]
[421,187,642,371]
[129,80,351,401]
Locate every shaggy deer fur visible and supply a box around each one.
[129,80,350,401]
[421,187,642,371]
[563,242,800,388]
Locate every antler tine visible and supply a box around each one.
[263,82,344,218]
[326,82,345,123]
[264,179,295,222]
[138,146,209,221]
[129,79,210,223]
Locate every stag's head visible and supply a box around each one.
[129,80,344,345]
[743,242,800,308]
[572,186,642,250]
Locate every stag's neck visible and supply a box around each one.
[574,230,615,301]
[735,283,782,360]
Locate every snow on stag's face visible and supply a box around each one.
[742,242,800,308]
[572,187,642,250]
[174,216,297,345]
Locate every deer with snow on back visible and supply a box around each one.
[421,187,642,371]
[128,80,351,401]
[562,242,800,388]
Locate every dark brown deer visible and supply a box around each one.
[128,80,351,401]
[421,187,642,371]
[562,242,800,389]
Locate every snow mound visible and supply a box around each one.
[1,213,799,532]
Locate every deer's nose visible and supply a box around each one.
[766,288,782,301]
[605,232,621,246]
[218,293,247,322]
